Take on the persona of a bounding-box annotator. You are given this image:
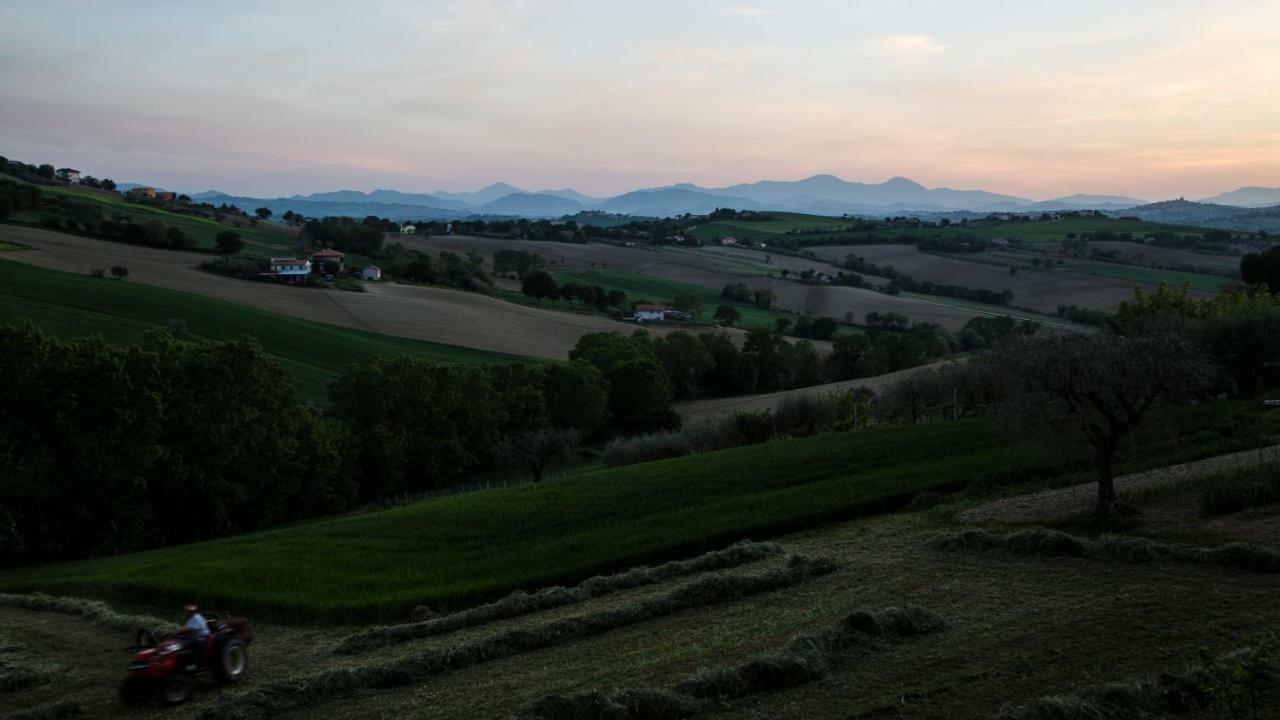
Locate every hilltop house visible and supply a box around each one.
[55,168,81,183]
[635,303,672,322]
[360,265,382,281]
[400,224,416,235]
[311,248,346,270]
[268,258,311,285]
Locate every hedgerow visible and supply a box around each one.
[517,606,947,720]
[199,556,836,720]
[336,540,784,654]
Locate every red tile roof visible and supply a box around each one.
[311,248,346,257]
[635,304,671,312]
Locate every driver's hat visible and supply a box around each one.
[183,604,198,614]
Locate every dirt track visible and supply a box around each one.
[676,361,953,423]
[0,226,654,360]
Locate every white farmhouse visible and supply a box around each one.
[635,303,671,322]
[400,224,417,235]
[269,257,312,285]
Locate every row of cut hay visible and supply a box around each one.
[198,555,837,720]
[335,539,785,655]
[931,528,1280,572]
[998,646,1277,719]
[0,593,176,634]
[10,700,83,720]
[0,635,60,694]
[517,606,947,720]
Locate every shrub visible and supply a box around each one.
[603,431,693,468]
[773,394,834,437]
[334,277,364,292]
[88,267,103,278]
[200,255,265,280]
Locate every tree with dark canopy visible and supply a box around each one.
[998,333,1216,516]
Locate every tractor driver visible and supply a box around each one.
[179,604,210,670]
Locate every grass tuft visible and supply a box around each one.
[10,701,84,720]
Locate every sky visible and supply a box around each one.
[1,1,1278,200]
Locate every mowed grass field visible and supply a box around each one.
[0,261,526,405]
[7,181,296,255]
[2,400,1274,623]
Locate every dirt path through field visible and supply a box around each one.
[959,445,1280,524]
[676,360,955,424]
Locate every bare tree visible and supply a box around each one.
[999,333,1216,516]
[496,428,580,483]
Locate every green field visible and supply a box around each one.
[0,240,25,251]
[9,182,295,255]
[2,399,1273,623]
[1057,258,1231,292]
[689,212,1213,247]
[0,261,530,404]
[554,268,855,333]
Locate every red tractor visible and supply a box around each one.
[121,614,253,706]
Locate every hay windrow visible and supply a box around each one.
[0,635,62,694]
[0,593,176,634]
[335,540,785,655]
[932,529,1280,573]
[517,606,947,720]
[199,554,835,720]
[997,645,1277,719]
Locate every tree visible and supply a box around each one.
[521,270,559,305]
[752,288,775,310]
[713,305,741,327]
[541,361,608,436]
[1241,247,1280,292]
[215,230,244,255]
[654,331,714,400]
[775,318,792,333]
[495,429,580,483]
[254,207,273,220]
[109,265,129,280]
[998,333,1215,516]
[673,294,704,317]
[100,178,116,192]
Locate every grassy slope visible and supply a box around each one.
[9,181,294,254]
[2,400,1274,623]
[0,261,529,405]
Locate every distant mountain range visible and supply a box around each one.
[176,174,1277,222]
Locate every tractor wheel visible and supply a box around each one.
[213,638,249,685]
[120,677,151,705]
[157,676,193,706]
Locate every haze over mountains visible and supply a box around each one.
[183,174,1280,223]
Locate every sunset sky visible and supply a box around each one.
[2,0,1277,199]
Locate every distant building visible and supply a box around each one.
[360,265,382,281]
[55,168,81,183]
[635,303,672,322]
[400,224,416,235]
[126,187,157,201]
[311,248,346,269]
[989,238,1010,248]
[719,236,739,246]
[268,258,311,285]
